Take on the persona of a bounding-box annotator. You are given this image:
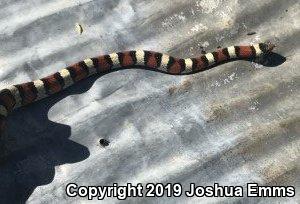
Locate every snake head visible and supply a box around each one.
[260,41,276,53]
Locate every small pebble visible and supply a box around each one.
[247,32,256,35]
[99,139,110,147]
[75,23,83,35]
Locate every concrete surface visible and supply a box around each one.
[0,0,299,203]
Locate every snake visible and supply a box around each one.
[0,42,275,138]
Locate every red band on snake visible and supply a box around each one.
[0,42,275,136]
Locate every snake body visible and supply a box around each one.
[0,43,275,136]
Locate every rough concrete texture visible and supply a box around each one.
[0,0,299,203]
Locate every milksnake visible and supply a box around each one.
[0,42,275,137]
